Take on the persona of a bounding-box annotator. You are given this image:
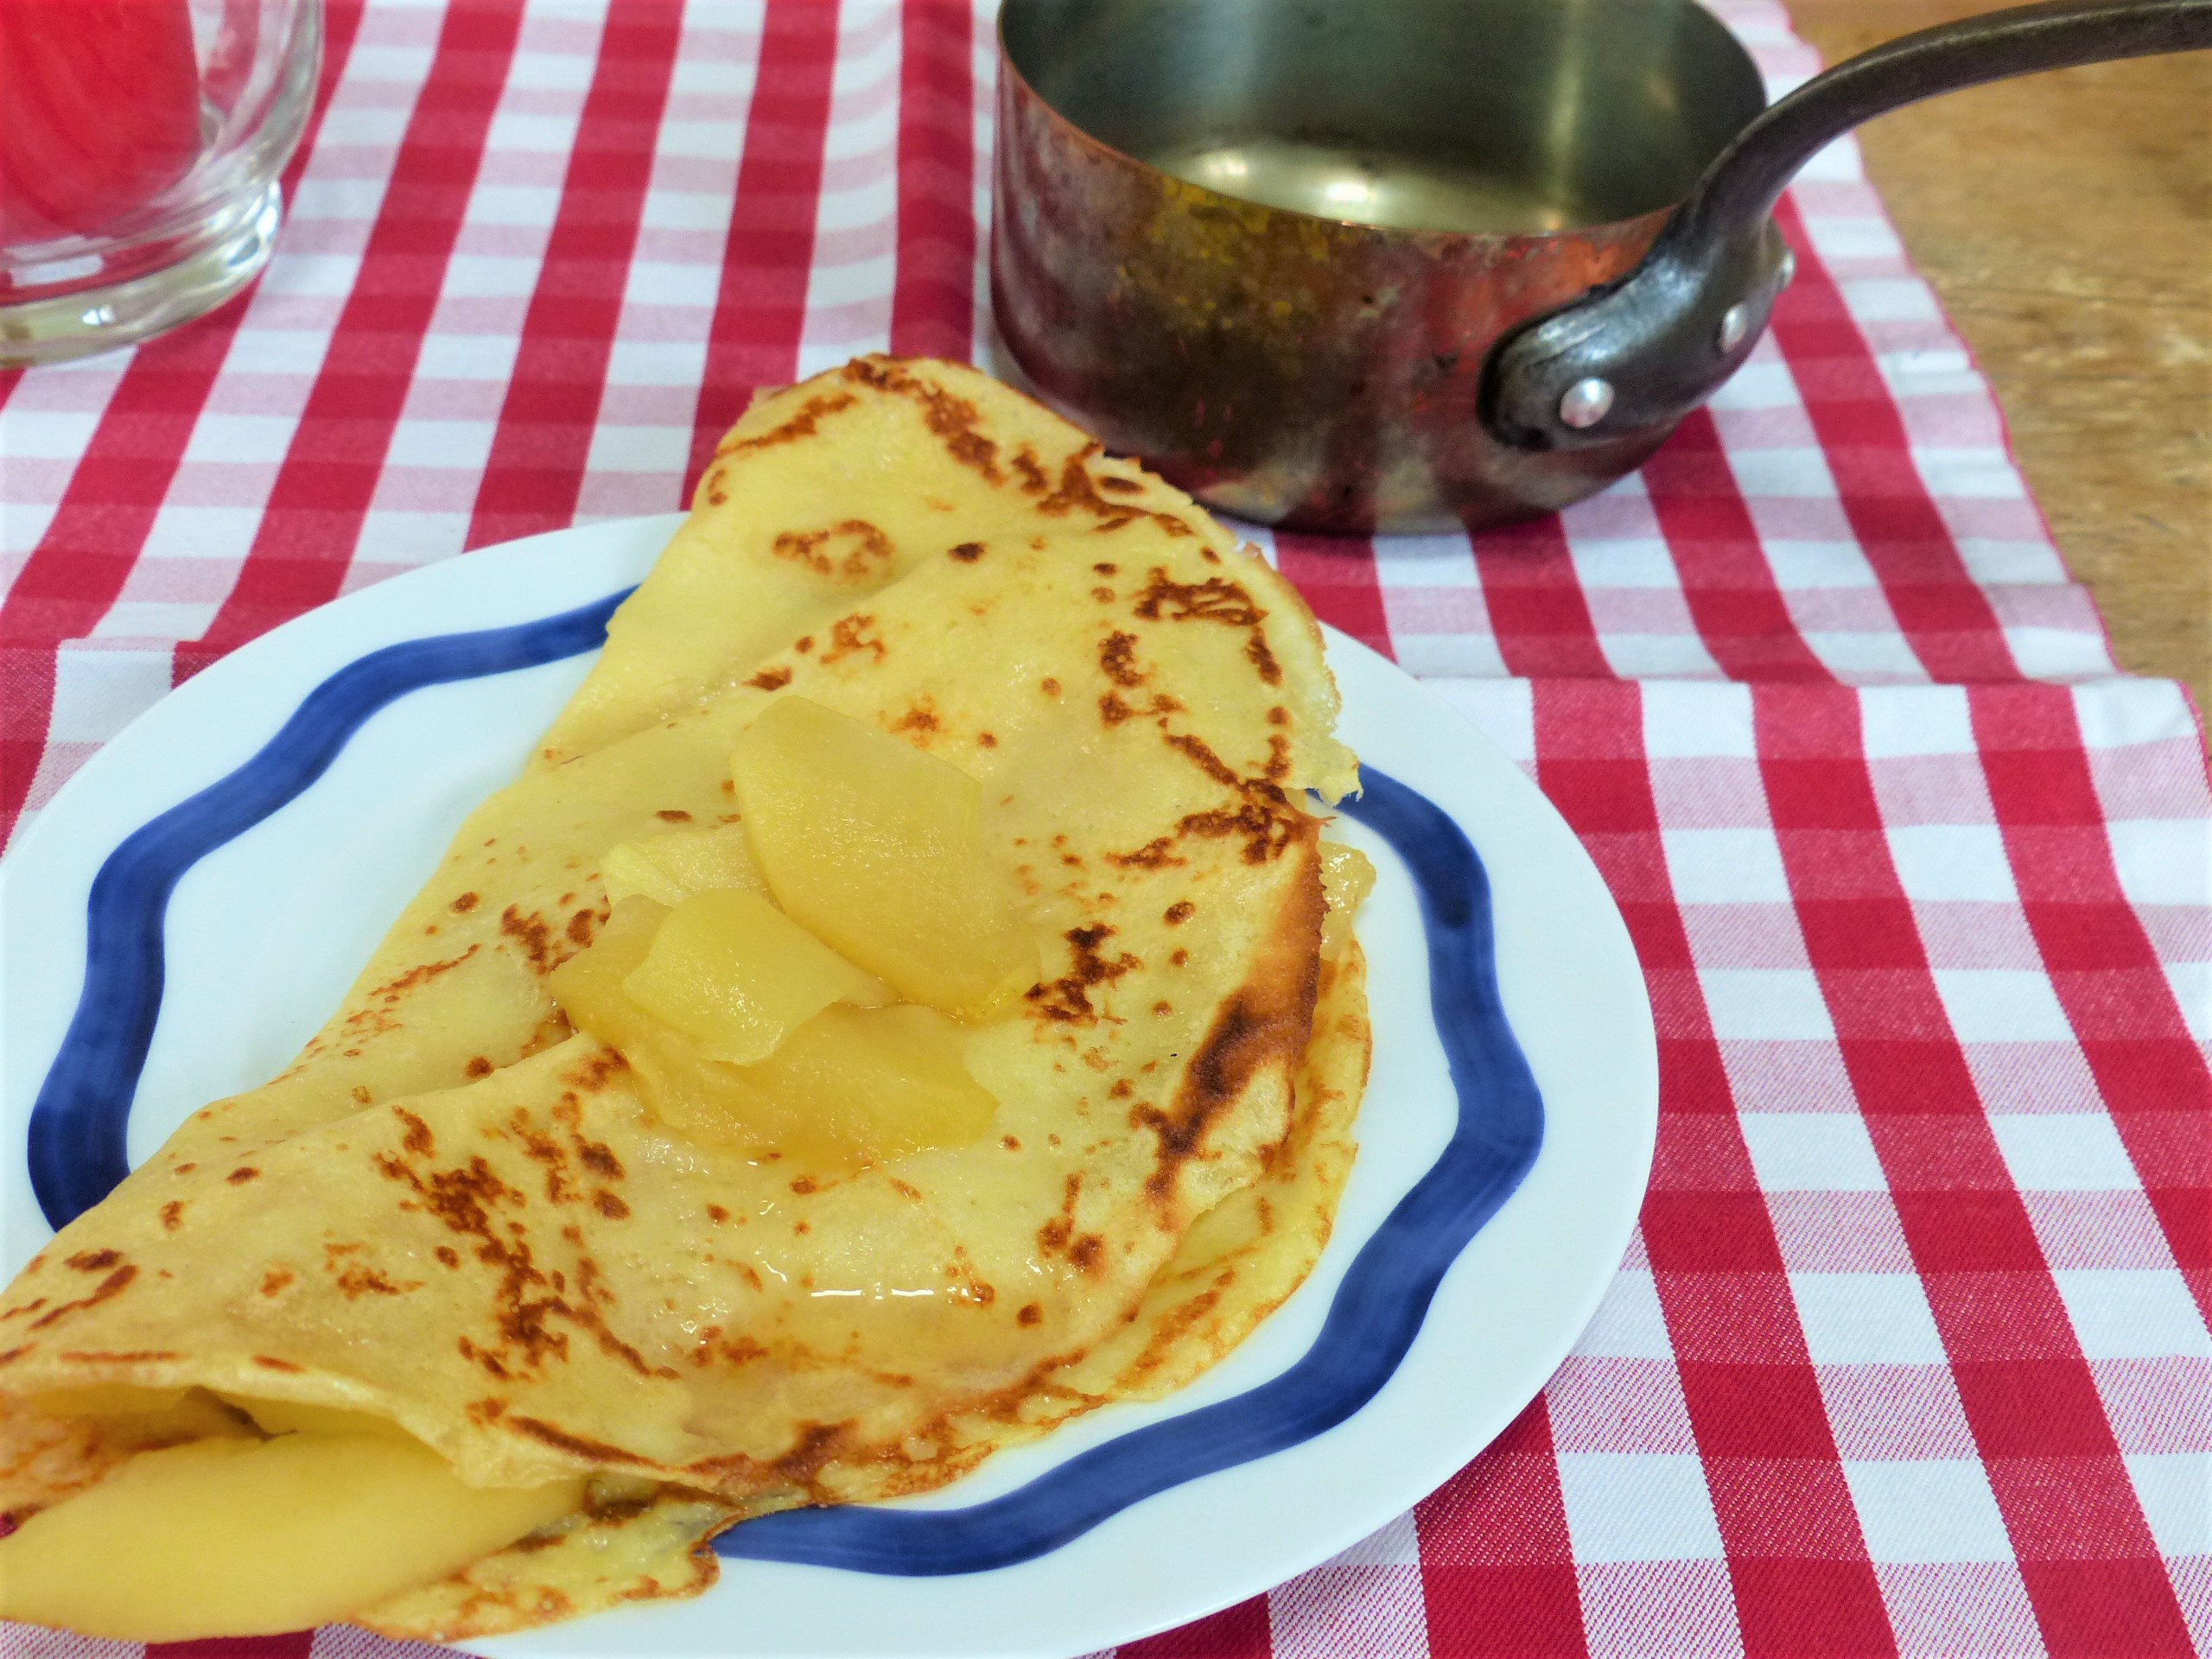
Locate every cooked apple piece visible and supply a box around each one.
[623,887,889,1064]
[601,821,763,906]
[550,897,747,1128]
[729,696,1034,1016]
[551,898,989,1166]
[0,1432,584,1638]
[664,1001,997,1166]
[549,896,668,1048]
[1319,840,1376,960]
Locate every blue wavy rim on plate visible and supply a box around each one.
[24,591,1543,1577]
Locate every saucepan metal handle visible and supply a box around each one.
[1483,0,2212,451]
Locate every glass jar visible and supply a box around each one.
[0,0,322,367]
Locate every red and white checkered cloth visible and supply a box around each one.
[2,3,2204,1656]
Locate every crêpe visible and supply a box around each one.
[0,358,1370,1639]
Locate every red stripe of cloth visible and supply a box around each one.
[1272,531,1392,658]
[887,0,975,359]
[1416,1398,1592,1656]
[1642,408,1832,682]
[1968,683,2212,1323]
[0,0,366,843]
[181,0,529,677]
[1471,518,1610,678]
[684,0,843,499]
[1764,205,2017,683]
[1753,684,2191,1659]
[147,1634,315,1659]
[1536,679,1897,1659]
[1122,1595,1273,1657]
[462,0,686,550]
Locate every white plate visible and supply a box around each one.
[0,516,1656,1659]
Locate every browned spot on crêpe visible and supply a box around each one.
[227,1166,260,1185]
[1037,1172,1082,1255]
[1134,565,1281,683]
[1135,846,1322,1194]
[29,1263,137,1330]
[657,808,693,823]
[578,1140,624,1180]
[1246,632,1282,685]
[1028,445,1194,538]
[373,1154,610,1377]
[1026,925,1141,1025]
[394,1107,435,1157]
[1135,568,1262,627]
[1178,792,1303,865]
[821,613,886,665]
[1104,836,1184,869]
[748,665,793,690]
[335,1265,411,1299]
[718,390,858,455]
[1017,1302,1043,1326]
[368,944,481,1005]
[504,902,593,982]
[566,906,601,946]
[775,1421,853,1483]
[1164,900,1196,925]
[158,1202,183,1232]
[593,1191,631,1220]
[465,1056,494,1079]
[1096,690,1185,729]
[451,892,480,914]
[508,1415,651,1465]
[261,1268,295,1296]
[1099,631,1144,688]
[772,518,893,581]
[565,1046,629,1095]
[251,1355,302,1372]
[841,357,1004,482]
[891,700,938,737]
[949,541,983,563]
[1165,732,1241,788]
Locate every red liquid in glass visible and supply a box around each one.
[0,0,202,245]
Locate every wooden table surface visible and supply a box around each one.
[1783,0,2211,718]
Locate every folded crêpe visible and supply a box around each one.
[0,358,1371,1639]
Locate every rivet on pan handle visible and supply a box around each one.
[1481,0,2212,452]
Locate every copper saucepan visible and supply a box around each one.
[990,0,2210,533]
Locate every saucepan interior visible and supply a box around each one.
[1000,0,1767,238]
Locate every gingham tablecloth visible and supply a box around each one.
[2,3,2206,1656]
